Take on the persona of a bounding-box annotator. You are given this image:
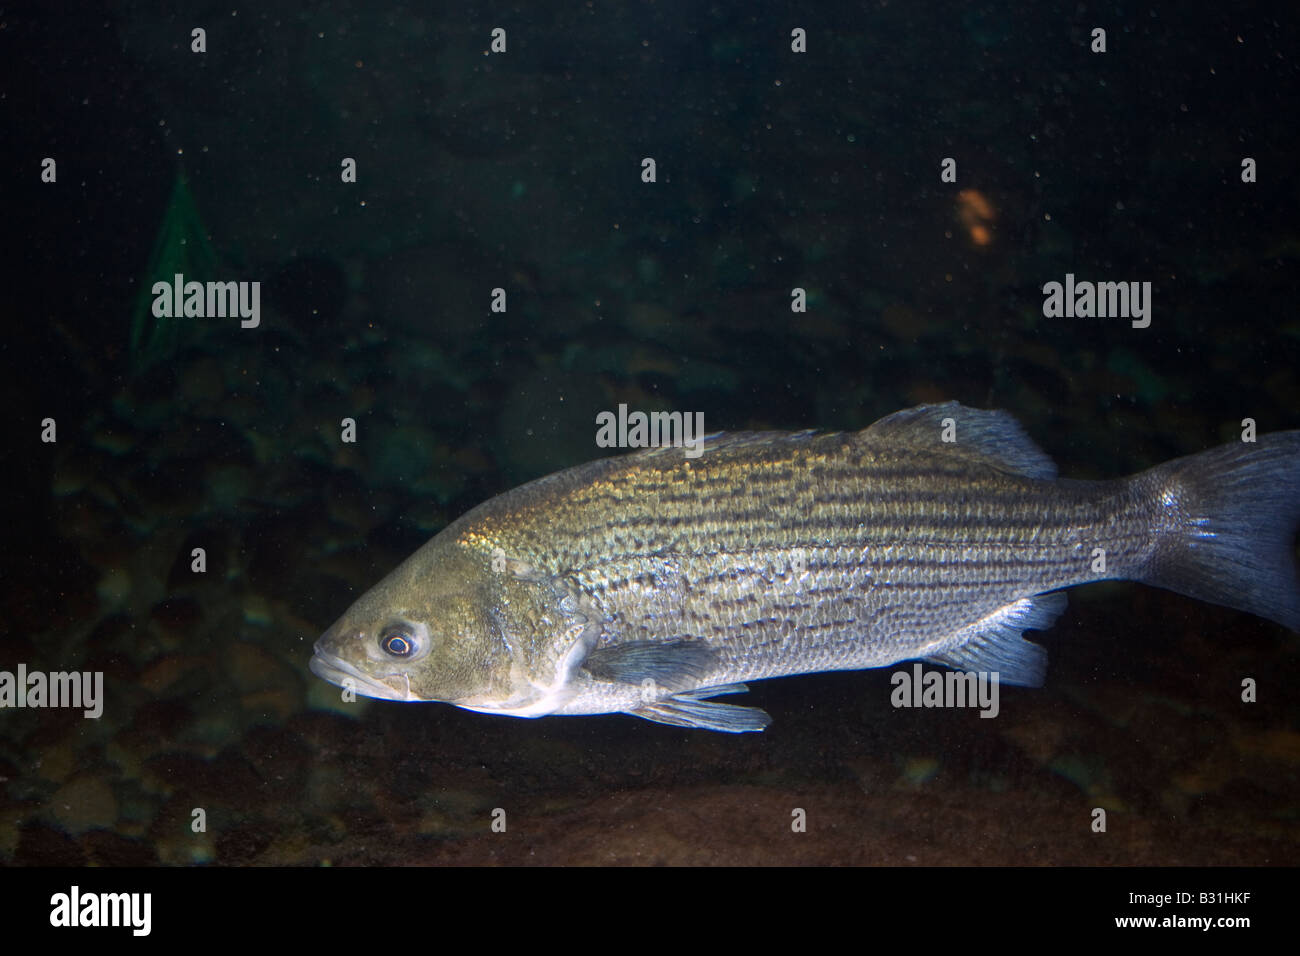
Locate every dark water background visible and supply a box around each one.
[1,1,1297,865]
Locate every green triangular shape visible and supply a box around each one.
[129,169,220,373]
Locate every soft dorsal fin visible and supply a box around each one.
[863,402,1058,480]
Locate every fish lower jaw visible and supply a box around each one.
[309,651,416,701]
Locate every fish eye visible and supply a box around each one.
[379,623,419,658]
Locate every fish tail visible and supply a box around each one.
[1137,430,1300,631]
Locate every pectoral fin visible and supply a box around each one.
[583,640,717,692]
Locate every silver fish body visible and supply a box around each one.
[310,403,1300,731]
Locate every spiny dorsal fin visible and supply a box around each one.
[863,402,1058,480]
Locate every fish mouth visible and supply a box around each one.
[309,641,418,701]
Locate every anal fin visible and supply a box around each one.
[923,591,1067,687]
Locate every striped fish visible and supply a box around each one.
[310,403,1300,731]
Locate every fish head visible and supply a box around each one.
[310,533,596,716]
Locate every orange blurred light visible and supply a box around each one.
[955,188,997,247]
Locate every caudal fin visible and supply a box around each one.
[1138,431,1300,632]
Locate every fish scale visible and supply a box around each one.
[310,402,1300,731]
